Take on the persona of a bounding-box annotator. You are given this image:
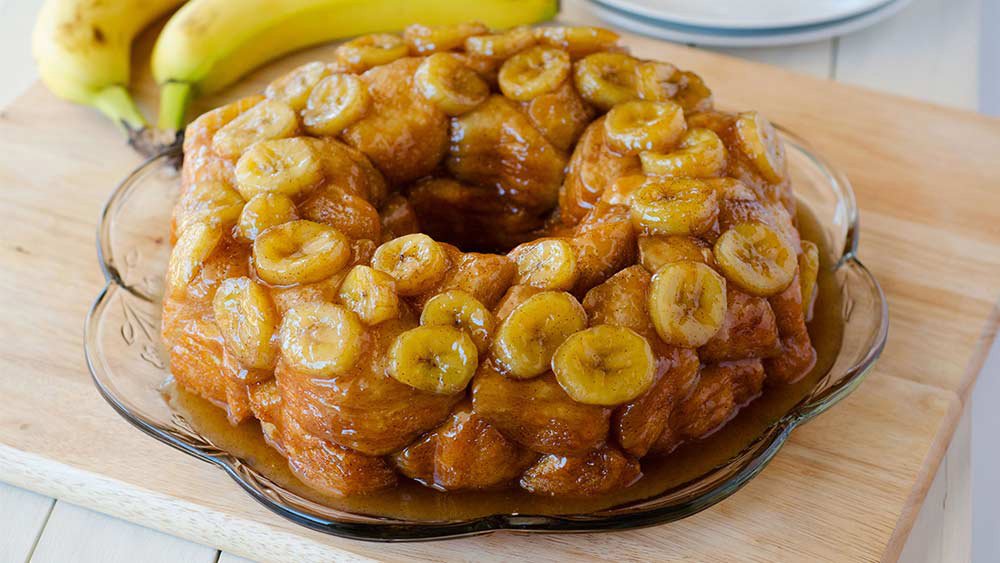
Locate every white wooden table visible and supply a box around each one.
[1,0,993,561]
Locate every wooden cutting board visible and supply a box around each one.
[2,14,999,562]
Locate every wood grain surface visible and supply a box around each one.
[0,24,998,562]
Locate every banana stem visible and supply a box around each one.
[91,85,147,130]
[158,81,195,133]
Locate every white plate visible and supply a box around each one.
[588,0,912,47]
[595,0,895,30]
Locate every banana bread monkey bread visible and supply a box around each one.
[162,22,820,498]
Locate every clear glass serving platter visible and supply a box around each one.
[84,127,888,541]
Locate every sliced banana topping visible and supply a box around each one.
[603,100,686,155]
[536,26,621,59]
[212,99,298,160]
[265,62,332,111]
[167,222,222,292]
[338,265,400,325]
[253,220,351,286]
[236,193,298,242]
[638,235,715,273]
[335,34,408,73]
[420,289,496,353]
[713,222,797,296]
[630,178,720,236]
[175,181,245,235]
[640,127,727,179]
[573,52,639,110]
[234,137,323,200]
[371,233,450,296]
[635,61,680,102]
[212,277,279,370]
[672,71,714,113]
[600,174,650,207]
[734,111,785,183]
[498,46,571,102]
[465,26,536,59]
[388,325,478,394]
[648,261,728,347]
[799,240,820,320]
[415,53,490,115]
[509,238,579,291]
[279,302,365,376]
[492,291,587,379]
[403,21,489,54]
[552,324,655,406]
[302,74,371,136]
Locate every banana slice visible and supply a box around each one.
[265,62,332,111]
[713,222,797,296]
[234,137,323,200]
[335,34,408,73]
[498,46,571,102]
[421,289,496,354]
[371,234,450,296]
[338,265,400,325]
[302,74,372,136]
[403,21,489,54]
[236,193,298,242]
[552,324,655,406]
[536,26,621,59]
[388,325,478,394]
[174,181,245,235]
[639,128,727,179]
[600,174,649,207]
[573,52,639,110]
[509,238,579,291]
[799,240,820,319]
[630,178,720,236]
[213,277,279,370]
[415,53,490,116]
[465,26,536,59]
[279,302,365,376]
[212,99,298,160]
[603,100,686,155]
[167,222,222,291]
[638,235,714,272]
[635,61,679,102]
[648,261,728,347]
[492,291,587,379]
[253,220,352,286]
[734,111,785,183]
[672,71,714,113]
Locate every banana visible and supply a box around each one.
[166,222,222,293]
[420,290,496,354]
[404,21,489,54]
[302,74,372,136]
[799,240,820,320]
[213,277,279,370]
[603,100,686,155]
[174,180,245,235]
[638,235,715,273]
[734,111,785,183]
[492,291,587,379]
[630,178,720,236]
[215,100,299,160]
[264,61,333,110]
[535,25,622,59]
[639,128,727,179]
[335,34,408,73]
[415,53,490,116]
[253,220,352,285]
[713,222,797,296]
[465,26,536,59]
[235,137,322,200]
[32,0,184,141]
[552,325,655,406]
[279,302,366,376]
[573,52,639,110]
[648,261,728,347]
[371,234,450,296]
[635,61,679,102]
[498,46,571,101]
[388,325,479,394]
[151,0,559,132]
[338,265,400,325]
[509,238,579,291]
[236,193,298,241]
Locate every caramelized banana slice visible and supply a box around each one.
[302,74,371,136]
[234,137,323,200]
[371,234,449,296]
[604,100,686,155]
[415,53,490,116]
[635,61,679,102]
[338,265,400,325]
[174,181,245,235]
[465,26,536,59]
[713,222,797,296]
[640,128,727,179]
[673,71,714,113]
[573,52,639,110]
[388,325,478,394]
[236,193,298,241]
[279,302,365,376]
[638,235,714,272]
[420,290,495,354]
[265,62,332,111]
[630,178,720,236]
[404,21,488,54]
[734,111,786,183]
[498,46,571,102]
[492,291,587,379]
[536,26,622,59]
[167,222,222,291]
[648,261,728,347]
[799,240,820,319]
[335,34,408,73]
[509,238,579,291]
[213,277,278,369]
[552,325,655,406]
[253,220,351,285]
[212,99,298,159]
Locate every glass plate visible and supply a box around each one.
[84,127,888,542]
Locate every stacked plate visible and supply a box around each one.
[587,0,913,47]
